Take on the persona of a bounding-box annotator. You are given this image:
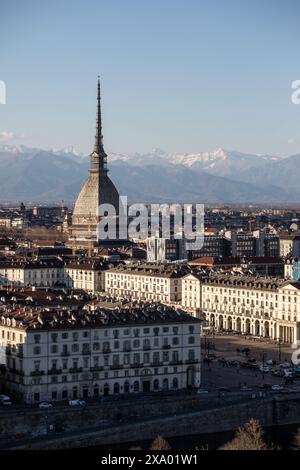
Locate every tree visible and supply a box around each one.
[220,419,269,450]
[150,435,171,450]
[293,428,300,449]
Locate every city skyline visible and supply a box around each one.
[1,0,300,157]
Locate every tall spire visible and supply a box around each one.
[90,76,108,173]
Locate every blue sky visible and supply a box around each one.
[0,0,300,156]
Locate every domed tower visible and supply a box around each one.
[70,78,120,246]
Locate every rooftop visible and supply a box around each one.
[0,303,199,331]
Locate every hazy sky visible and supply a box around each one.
[1,0,300,156]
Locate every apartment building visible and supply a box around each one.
[0,304,201,403]
[200,274,300,344]
[279,234,300,257]
[0,258,64,287]
[64,258,109,293]
[105,263,189,303]
[181,272,205,313]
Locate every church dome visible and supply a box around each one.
[72,173,119,222]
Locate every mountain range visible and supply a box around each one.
[0,145,300,205]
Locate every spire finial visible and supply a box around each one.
[90,76,108,173]
[94,76,102,154]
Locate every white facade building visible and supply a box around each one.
[0,305,201,403]
[105,264,188,303]
[186,273,300,345]
[64,258,108,293]
[0,259,64,287]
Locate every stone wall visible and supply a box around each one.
[3,392,300,449]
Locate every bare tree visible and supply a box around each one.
[150,435,171,450]
[220,419,269,450]
[293,428,300,449]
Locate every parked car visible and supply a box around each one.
[38,402,53,409]
[197,389,209,394]
[271,384,284,391]
[266,359,275,366]
[240,385,253,392]
[0,394,12,406]
[69,399,86,407]
[280,362,291,369]
[259,366,270,373]
[271,368,283,376]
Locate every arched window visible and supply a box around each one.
[114,383,120,394]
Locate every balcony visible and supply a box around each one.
[162,344,171,350]
[69,367,83,373]
[102,349,111,354]
[90,366,103,372]
[30,370,45,376]
[151,362,162,367]
[61,351,70,356]
[143,346,151,351]
[110,365,124,370]
[186,359,198,364]
[131,363,142,368]
[170,360,182,365]
[48,368,62,375]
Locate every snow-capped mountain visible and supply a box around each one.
[0,144,299,204]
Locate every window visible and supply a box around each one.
[188,350,195,361]
[144,352,150,363]
[188,336,195,345]
[163,351,169,362]
[33,346,41,355]
[34,334,40,344]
